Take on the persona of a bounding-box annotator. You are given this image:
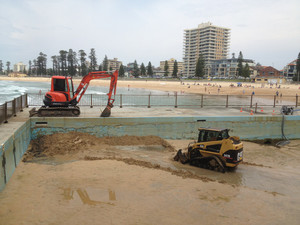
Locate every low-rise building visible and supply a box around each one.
[283,59,297,80]
[159,58,183,77]
[107,58,122,71]
[254,66,286,84]
[207,55,255,77]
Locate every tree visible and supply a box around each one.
[147,61,153,77]
[237,51,243,77]
[195,54,205,78]
[28,60,32,76]
[172,60,178,78]
[37,52,47,75]
[6,61,11,74]
[59,50,68,75]
[67,49,77,77]
[164,60,169,77]
[78,50,87,76]
[133,60,139,77]
[296,52,300,82]
[119,64,125,77]
[103,55,108,71]
[89,48,97,71]
[32,59,37,75]
[244,63,250,78]
[51,56,58,75]
[0,60,3,74]
[140,63,146,76]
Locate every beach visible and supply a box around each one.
[1,76,300,97]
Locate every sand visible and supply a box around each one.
[0,133,300,225]
[1,75,300,97]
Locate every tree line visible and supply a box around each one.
[0,48,160,78]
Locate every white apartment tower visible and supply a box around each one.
[183,22,230,76]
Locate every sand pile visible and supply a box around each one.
[23,132,175,161]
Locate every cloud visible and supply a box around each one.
[0,0,299,69]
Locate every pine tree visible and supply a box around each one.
[6,61,11,74]
[296,52,300,82]
[164,60,169,77]
[140,63,146,76]
[59,50,68,75]
[0,60,3,75]
[244,63,250,78]
[103,55,108,71]
[28,60,32,75]
[147,62,153,77]
[78,50,87,76]
[133,60,139,77]
[172,60,178,78]
[119,64,125,77]
[89,48,97,72]
[67,49,77,77]
[237,51,243,77]
[37,52,47,75]
[195,54,205,78]
[51,56,58,75]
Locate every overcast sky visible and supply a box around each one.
[1,0,299,70]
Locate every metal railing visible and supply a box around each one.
[0,94,28,124]
[1,93,299,123]
[26,93,300,109]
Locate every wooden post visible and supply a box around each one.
[226,95,229,108]
[90,94,93,108]
[25,93,28,107]
[296,95,298,108]
[120,94,123,108]
[148,94,151,108]
[13,99,16,116]
[255,103,258,113]
[20,95,23,112]
[250,95,253,108]
[273,95,276,108]
[201,94,203,108]
[4,102,8,123]
[175,92,178,108]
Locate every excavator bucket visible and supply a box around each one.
[100,106,111,117]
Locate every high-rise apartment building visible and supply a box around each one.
[183,22,230,77]
[13,62,27,72]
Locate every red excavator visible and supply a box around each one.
[33,70,118,117]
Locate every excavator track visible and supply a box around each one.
[37,106,80,117]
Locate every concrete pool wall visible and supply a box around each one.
[1,115,300,191]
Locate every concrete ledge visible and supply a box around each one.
[30,115,300,140]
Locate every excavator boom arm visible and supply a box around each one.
[73,70,118,104]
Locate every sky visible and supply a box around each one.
[0,0,300,70]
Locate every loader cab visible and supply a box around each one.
[198,128,229,142]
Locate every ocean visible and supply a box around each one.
[0,79,168,105]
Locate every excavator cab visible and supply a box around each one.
[44,76,75,107]
[52,76,74,100]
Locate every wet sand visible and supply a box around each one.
[0,133,300,225]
